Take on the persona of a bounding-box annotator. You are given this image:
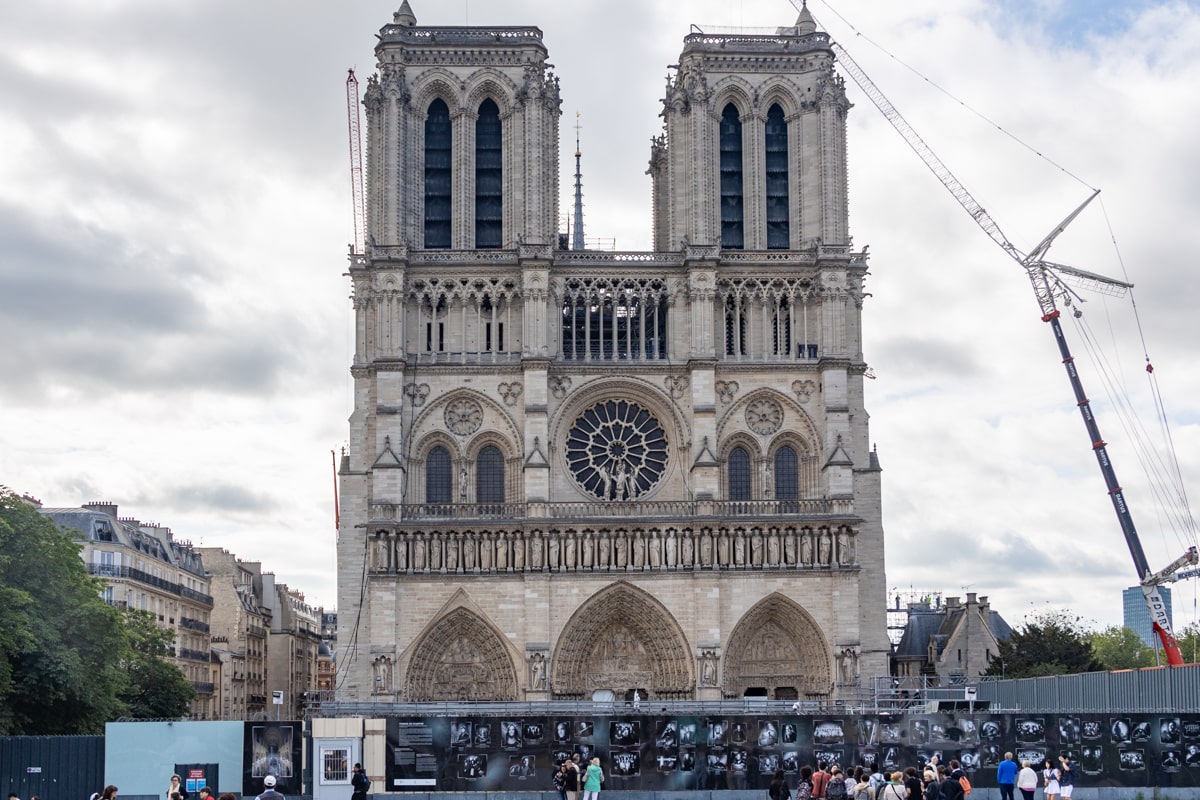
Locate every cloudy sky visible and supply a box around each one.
[2,0,1198,637]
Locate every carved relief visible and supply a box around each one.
[664,375,688,400]
[550,375,572,399]
[745,397,783,435]
[715,380,740,405]
[445,397,483,435]
[406,607,519,701]
[372,655,394,694]
[791,379,817,403]
[725,594,831,697]
[405,383,431,406]
[551,583,693,697]
[498,381,523,407]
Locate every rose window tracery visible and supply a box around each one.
[565,400,668,500]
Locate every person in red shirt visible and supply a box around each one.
[811,762,832,799]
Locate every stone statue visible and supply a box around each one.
[395,537,408,572]
[699,530,712,566]
[800,530,812,565]
[818,529,831,565]
[700,651,718,686]
[414,536,427,571]
[530,653,548,689]
[632,531,645,569]
[430,536,443,570]
[480,532,493,571]
[496,531,508,570]
[374,656,393,692]
[598,534,611,568]
[717,531,730,566]
[581,532,594,568]
[548,534,561,570]
[783,530,796,565]
[464,534,477,571]
[837,528,851,565]
[530,533,544,569]
[446,537,459,572]
[615,533,628,568]
[664,530,677,567]
[648,530,662,569]
[767,531,780,566]
[733,531,746,566]
[681,531,694,567]
[512,535,525,570]
[564,532,577,569]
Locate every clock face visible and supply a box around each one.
[565,399,668,500]
[745,397,783,435]
[445,398,483,435]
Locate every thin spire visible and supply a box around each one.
[572,112,586,251]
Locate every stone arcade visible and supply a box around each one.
[336,1,889,703]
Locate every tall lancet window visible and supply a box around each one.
[424,99,452,249]
[719,103,745,250]
[426,446,453,504]
[774,445,799,501]
[765,103,790,249]
[728,446,751,501]
[476,445,505,504]
[475,99,503,248]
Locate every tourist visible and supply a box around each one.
[258,775,285,800]
[1041,759,1059,800]
[1016,761,1038,800]
[996,753,1017,800]
[1057,755,1073,799]
[581,756,604,800]
[165,776,186,800]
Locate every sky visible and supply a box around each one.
[2,0,1199,637]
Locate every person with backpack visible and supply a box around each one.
[876,773,905,800]
[868,767,886,798]
[811,762,831,800]
[938,766,964,800]
[948,760,970,799]
[903,767,924,800]
[851,768,874,800]
[770,768,792,800]
[351,763,371,800]
[796,766,815,800]
[825,767,848,800]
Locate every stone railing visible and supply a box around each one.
[371,498,852,523]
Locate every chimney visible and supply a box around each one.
[83,501,118,518]
[966,592,978,605]
[946,596,961,609]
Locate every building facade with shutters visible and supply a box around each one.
[336,2,889,703]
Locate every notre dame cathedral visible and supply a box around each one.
[336,0,889,703]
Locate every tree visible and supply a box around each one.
[1175,622,1200,666]
[1089,625,1156,670]
[0,489,128,734]
[118,608,196,719]
[983,609,1104,679]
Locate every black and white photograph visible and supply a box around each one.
[706,752,728,774]
[1162,750,1182,772]
[1183,720,1200,741]
[1111,718,1132,744]
[760,753,780,774]
[502,722,523,748]
[916,751,943,769]
[782,722,799,744]
[708,719,729,746]
[758,720,779,746]
[1017,749,1046,767]
[882,747,901,771]
[508,754,537,778]
[814,749,843,768]
[680,750,696,772]
[553,750,573,766]
[612,750,640,777]
[857,750,878,770]
[731,722,748,744]
[611,720,640,746]
[815,720,845,745]
[575,744,594,763]
[576,721,594,740]
[911,719,930,745]
[1131,721,1151,743]
[1161,718,1182,745]
[680,722,697,746]
[882,722,903,743]
[523,722,544,744]
[730,750,750,774]
[782,752,799,773]
[656,719,678,749]
[1081,746,1104,775]
[931,722,949,741]
[959,751,980,771]
[859,718,879,745]
[980,721,1003,741]
[1119,749,1146,771]
[1015,718,1045,743]
[555,721,572,743]
[657,754,678,772]
[1184,743,1200,767]
[459,754,488,779]
[980,745,1001,766]
[452,721,473,747]
[1081,720,1103,741]
[958,718,979,744]
[1058,718,1079,745]
[474,723,492,747]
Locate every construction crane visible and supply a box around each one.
[793,0,1200,664]
[346,68,366,255]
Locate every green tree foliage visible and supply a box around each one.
[119,608,196,719]
[0,489,128,734]
[983,609,1105,678]
[1175,622,1200,665]
[1089,625,1156,670]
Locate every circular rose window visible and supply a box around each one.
[565,399,668,500]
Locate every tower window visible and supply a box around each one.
[475,99,503,248]
[719,103,744,250]
[728,446,751,501]
[476,445,505,504]
[426,446,453,504]
[765,103,789,249]
[424,99,452,249]
[774,445,798,501]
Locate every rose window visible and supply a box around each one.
[565,400,668,500]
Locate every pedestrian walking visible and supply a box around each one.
[581,756,604,800]
[1056,756,1073,800]
[258,775,285,800]
[351,762,371,800]
[1041,759,1059,800]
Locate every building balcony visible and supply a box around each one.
[85,563,213,606]
[193,681,215,695]
[177,647,211,663]
[179,617,211,633]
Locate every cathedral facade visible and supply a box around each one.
[336,2,889,703]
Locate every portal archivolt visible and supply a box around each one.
[724,593,831,699]
[406,607,519,701]
[552,582,692,698]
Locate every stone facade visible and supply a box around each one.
[198,548,271,719]
[42,502,216,718]
[262,576,323,719]
[893,593,1012,682]
[336,3,889,703]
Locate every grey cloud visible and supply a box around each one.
[159,483,278,514]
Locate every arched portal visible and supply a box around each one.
[552,582,693,698]
[724,593,832,699]
[406,607,519,700]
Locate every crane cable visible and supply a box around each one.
[812,0,1198,557]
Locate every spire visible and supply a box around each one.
[393,0,417,27]
[795,0,817,35]
[571,112,586,251]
